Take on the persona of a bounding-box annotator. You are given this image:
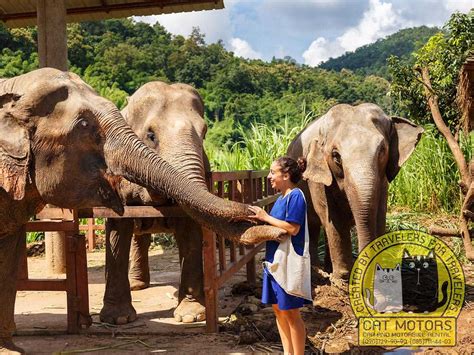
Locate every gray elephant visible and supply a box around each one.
[101,82,209,325]
[0,68,286,353]
[288,103,423,279]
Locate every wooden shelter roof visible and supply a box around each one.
[458,55,474,132]
[0,0,224,28]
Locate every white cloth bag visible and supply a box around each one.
[263,189,312,301]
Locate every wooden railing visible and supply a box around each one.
[22,170,278,333]
[203,170,278,331]
[19,210,91,333]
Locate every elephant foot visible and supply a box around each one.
[173,296,205,323]
[129,278,150,291]
[331,269,350,281]
[0,337,24,354]
[100,302,137,325]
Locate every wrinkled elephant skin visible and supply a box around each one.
[102,81,211,325]
[0,69,286,352]
[288,103,423,279]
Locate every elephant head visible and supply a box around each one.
[119,81,209,204]
[0,68,285,243]
[294,103,423,251]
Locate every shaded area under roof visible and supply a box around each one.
[0,0,224,28]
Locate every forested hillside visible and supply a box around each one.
[319,26,440,78]
[0,19,392,147]
[1,13,472,219]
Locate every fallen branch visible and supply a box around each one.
[428,226,460,237]
[314,267,348,292]
[57,339,150,354]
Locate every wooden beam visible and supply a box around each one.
[77,206,187,218]
[26,221,76,232]
[216,243,265,287]
[17,279,67,291]
[0,0,221,22]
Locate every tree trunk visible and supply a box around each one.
[419,67,474,260]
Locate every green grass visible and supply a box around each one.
[26,231,44,244]
[206,112,314,171]
[388,126,473,214]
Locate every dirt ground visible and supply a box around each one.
[13,245,474,354]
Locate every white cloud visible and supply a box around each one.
[338,0,404,52]
[229,38,262,59]
[134,7,232,44]
[302,37,343,67]
[303,0,409,66]
[444,0,473,13]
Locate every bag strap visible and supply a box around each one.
[285,189,310,255]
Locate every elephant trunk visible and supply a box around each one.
[100,110,284,243]
[160,138,208,190]
[346,165,380,252]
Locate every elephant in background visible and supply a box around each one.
[102,81,210,325]
[288,103,423,279]
[0,68,286,353]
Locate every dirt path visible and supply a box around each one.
[15,247,255,353]
[13,247,474,354]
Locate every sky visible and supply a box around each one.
[135,0,473,66]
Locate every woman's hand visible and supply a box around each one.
[248,206,269,223]
[249,205,300,236]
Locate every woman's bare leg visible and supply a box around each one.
[284,308,306,355]
[272,304,293,354]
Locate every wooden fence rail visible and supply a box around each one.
[22,170,278,333]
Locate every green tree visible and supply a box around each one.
[389,10,474,259]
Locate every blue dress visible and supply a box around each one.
[261,188,312,310]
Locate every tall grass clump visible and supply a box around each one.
[388,125,473,214]
[206,111,315,171]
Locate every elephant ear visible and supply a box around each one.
[303,138,332,186]
[386,116,424,182]
[0,93,30,200]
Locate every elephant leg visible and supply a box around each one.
[323,219,352,280]
[171,218,205,323]
[0,229,25,354]
[324,239,333,273]
[100,218,137,325]
[301,182,321,267]
[375,181,388,238]
[311,183,353,280]
[129,233,151,291]
[308,219,321,266]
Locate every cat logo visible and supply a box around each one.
[349,230,465,347]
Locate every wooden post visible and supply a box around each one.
[65,234,79,333]
[18,232,28,280]
[244,172,257,285]
[75,233,92,328]
[45,231,67,274]
[87,219,95,251]
[202,227,218,333]
[36,0,68,70]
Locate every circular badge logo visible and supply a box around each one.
[349,230,465,347]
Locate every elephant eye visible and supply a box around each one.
[147,130,156,142]
[332,150,342,166]
[75,118,89,129]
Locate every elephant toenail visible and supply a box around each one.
[182,314,195,323]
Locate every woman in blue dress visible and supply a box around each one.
[249,156,311,355]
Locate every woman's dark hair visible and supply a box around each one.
[274,156,307,184]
